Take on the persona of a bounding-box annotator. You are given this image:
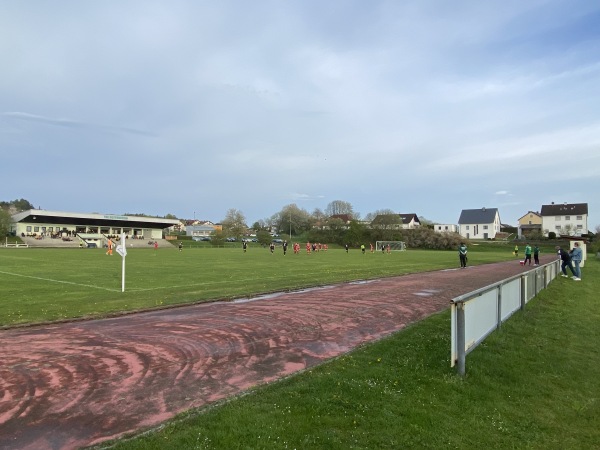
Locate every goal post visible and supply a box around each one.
[376,241,406,251]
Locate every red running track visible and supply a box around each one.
[0,256,555,449]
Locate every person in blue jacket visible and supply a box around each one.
[569,242,583,281]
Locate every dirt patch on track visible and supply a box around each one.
[0,257,555,449]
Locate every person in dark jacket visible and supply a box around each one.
[556,246,576,277]
[459,243,468,268]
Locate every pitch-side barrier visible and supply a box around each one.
[451,259,560,376]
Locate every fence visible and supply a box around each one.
[450,259,560,376]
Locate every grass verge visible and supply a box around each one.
[102,260,600,450]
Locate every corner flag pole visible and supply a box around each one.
[116,233,127,292]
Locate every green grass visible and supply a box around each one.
[104,259,600,450]
[2,245,598,448]
[1,245,519,327]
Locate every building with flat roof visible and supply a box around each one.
[11,209,180,241]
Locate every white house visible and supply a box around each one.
[458,207,501,239]
[434,224,458,233]
[371,213,421,230]
[540,202,588,236]
[186,224,217,239]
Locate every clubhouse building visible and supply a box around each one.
[10,209,180,246]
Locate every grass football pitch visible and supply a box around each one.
[0,244,520,327]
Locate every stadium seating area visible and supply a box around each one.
[19,235,172,249]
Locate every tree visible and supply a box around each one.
[251,220,268,231]
[363,209,396,222]
[210,229,226,247]
[418,216,435,229]
[271,204,313,237]
[0,198,34,213]
[325,200,355,218]
[311,208,326,226]
[345,221,369,246]
[164,213,178,220]
[220,209,247,238]
[256,230,272,246]
[0,207,12,236]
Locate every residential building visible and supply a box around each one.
[517,211,542,238]
[186,224,217,239]
[540,202,588,236]
[434,224,458,233]
[371,213,421,230]
[458,207,501,239]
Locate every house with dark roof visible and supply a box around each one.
[371,213,421,230]
[458,207,501,239]
[330,214,354,225]
[540,202,588,236]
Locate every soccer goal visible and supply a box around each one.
[376,241,406,251]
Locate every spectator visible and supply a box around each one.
[533,245,540,266]
[459,242,468,268]
[556,246,576,278]
[569,242,583,281]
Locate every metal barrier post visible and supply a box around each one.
[520,275,526,310]
[457,302,466,377]
[497,285,502,329]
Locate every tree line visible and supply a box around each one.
[1,198,456,250]
[218,202,460,250]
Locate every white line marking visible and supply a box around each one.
[0,270,121,292]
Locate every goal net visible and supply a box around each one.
[376,241,406,251]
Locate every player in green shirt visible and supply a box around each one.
[524,243,532,266]
[459,243,468,268]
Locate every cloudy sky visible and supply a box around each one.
[2,1,599,229]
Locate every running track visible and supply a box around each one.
[0,256,555,449]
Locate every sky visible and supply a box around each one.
[2,1,599,230]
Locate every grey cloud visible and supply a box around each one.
[2,112,156,137]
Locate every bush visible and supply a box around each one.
[402,228,464,250]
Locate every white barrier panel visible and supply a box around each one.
[501,278,521,321]
[451,260,560,375]
[465,289,498,352]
